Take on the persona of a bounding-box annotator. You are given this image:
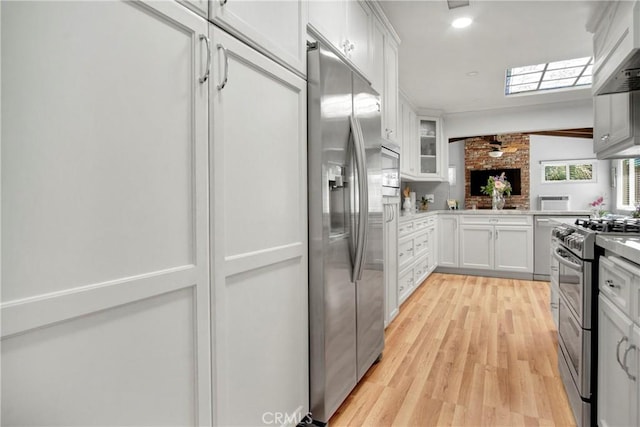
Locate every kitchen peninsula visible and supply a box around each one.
[388,209,589,324]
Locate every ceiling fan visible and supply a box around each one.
[488,136,518,157]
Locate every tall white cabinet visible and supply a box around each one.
[209,26,308,426]
[1,1,211,425]
[383,201,400,327]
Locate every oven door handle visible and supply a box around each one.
[552,247,583,271]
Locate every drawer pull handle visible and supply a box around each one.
[623,344,637,381]
[606,279,619,289]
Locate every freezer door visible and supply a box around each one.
[352,74,384,381]
[307,44,358,422]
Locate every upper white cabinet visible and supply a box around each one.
[370,18,386,96]
[417,116,446,180]
[178,0,208,17]
[2,1,211,424]
[593,91,640,159]
[590,0,640,159]
[209,26,309,426]
[399,111,447,181]
[399,95,417,176]
[383,36,399,143]
[210,0,307,74]
[308,0,371,75]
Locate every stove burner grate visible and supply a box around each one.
[575,218,640,233]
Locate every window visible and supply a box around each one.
[617,158,640,209]
[541,160,597,183]
[505,57,593,95]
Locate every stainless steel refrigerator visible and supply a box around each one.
[307,41,384,424]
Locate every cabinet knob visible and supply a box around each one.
[601,134,610,142]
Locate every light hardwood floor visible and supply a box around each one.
[329,273,576,427]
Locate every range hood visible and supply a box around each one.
[595,50,640,95]
[593,1,640,96]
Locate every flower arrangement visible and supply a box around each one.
[589,196,607,218]
[480,172,512,197]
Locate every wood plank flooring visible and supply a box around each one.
[329,273,576,427]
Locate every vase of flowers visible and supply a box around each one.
[589,196,607,218]
[480,172,512,210]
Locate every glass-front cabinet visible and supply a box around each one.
[417,116,445,180]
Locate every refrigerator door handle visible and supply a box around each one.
[350,115,368,282]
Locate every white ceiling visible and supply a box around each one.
[379,0,601,114]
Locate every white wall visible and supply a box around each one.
[444,98,593,139]
[529,135,611,211]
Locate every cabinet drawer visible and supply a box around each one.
[398,267,414,304]
[461,215,532,226]
[414,218,429,231]
[600,256,634,317]
[414,255,429,286]
[398,220,415,237]
[414,231,428,255]
[398,238,415,268]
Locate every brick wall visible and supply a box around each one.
[464,134,530,210]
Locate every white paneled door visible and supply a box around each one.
[1,1,211,425]
[209,26,308,427]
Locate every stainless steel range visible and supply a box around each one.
[550,217,640,427]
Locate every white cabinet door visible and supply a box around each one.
[633,325,640,427]
[210,0,306,74]
[346,0,371,76]
[1,2,211,425]
[383,203,399,327]
[460,225,493,270]
[210,26,308,426]
[416,116,446,181]
[598,295,636,427]
[610,92,633,144]
[594,94,611,153]
[427,226,437,272]
[308,1,346,54]
[400,100,417,176]
[438,216,459,267]
[370,18,386,96]
[383,37,399,143]
[178,0,208,17]
[494,225,533,273]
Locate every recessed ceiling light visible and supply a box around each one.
[452,17,472,29]
[466,71,479,77]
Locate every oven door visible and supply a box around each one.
[381,146,399,197]
[558,292,591,399]
[552,244,591,329]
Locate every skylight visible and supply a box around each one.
[505,57,593,95]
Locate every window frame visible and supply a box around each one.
[616,159,639,211]
[505,57,593,96]
[540,159,598,184]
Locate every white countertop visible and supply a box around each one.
[596,235,640,265]
[399,209,590,220]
